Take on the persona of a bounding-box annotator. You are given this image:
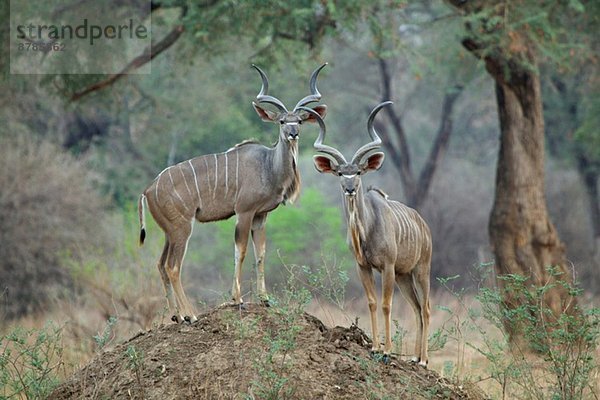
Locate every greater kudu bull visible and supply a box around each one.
[304,102,432,366]
[138,64,327,323]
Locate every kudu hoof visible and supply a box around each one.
[370,350,391,364]
[409,357,427,367]
[259,298,272,307]
[381,354,391,365]
[171,315,181,324]
[227,300,246,310]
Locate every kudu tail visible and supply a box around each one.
[138,193,147,246]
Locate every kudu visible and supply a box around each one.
[138,64,327,323]
[304,102,432,366]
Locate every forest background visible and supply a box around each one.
[0,0,598,397]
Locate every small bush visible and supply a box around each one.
[0,323,65,399]
[437,264,600,400]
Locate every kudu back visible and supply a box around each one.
[138,64,327,323]
[305,102,432,366]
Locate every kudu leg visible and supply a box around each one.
[396,273,424,364]
[357,265,380,353]
[381,265,396,358]
[412,265,430,366]
[232,212,253,304]
[165,226,197,323]
[251,214,268,304]
[157,239,177,318]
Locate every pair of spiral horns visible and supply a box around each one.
[252,63,391,165]
[302,101,392,166]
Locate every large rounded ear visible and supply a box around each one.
[301,105,327,123]
[360,152,385,173]
[253,102,279,122]
[313,154,337,174]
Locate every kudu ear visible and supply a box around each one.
[313,155,337,174]
[361,152,385,173]
[301,105,327,123]
[253,102,279,122]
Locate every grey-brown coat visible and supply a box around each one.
[306,102,432,366]
[138,64,327,323]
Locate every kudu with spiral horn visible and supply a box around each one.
[304,101,432,366]
[138,64,327,323]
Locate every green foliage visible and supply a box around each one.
[391,319,408,356]
[195,188,350,283]
[245,273,314,400]
[268,188,348,263]
[436,264,600,399]
[125,345,144,370]
[452,1,598,73]
[93,316,118,351]
[249,316,299,400]
[125,344,147,398]
[353,354,392,400]
[0,323,64,399]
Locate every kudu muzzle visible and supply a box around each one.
[342,177,358,197]
[282,122,301,141]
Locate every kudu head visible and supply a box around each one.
[304,101,392,200]
[252,63,328,144]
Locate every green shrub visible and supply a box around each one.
[436,264,600,400]
[0,323,65,399]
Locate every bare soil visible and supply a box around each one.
[49,303,485,399]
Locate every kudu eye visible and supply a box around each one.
[280,120,285,125]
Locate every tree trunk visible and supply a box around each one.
[487,56,578,343]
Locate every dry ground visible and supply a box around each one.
[48,303,485,400]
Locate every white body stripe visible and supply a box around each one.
[204,157,211,197]
[155,166,171,203]
[224,152,229,197]
[168,169,189,212]
[213,154,218,199]
[389,204,404,241]
[188,160,202,208]
[155,170,163,203]
[388,200,423,261]
[235,151,240,200]
[179,164,193,197]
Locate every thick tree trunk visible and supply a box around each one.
[488,59,578,343]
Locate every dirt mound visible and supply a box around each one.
[50,304,484,399]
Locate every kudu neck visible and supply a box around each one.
[344,187,371,234]
[344,186,371,264]
[271,137,300,203]
[273,137,298,174]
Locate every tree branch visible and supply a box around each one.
[413,84,464,208]
[377,57,417,203]
[70,2,190,101]
[70,25,184,101]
